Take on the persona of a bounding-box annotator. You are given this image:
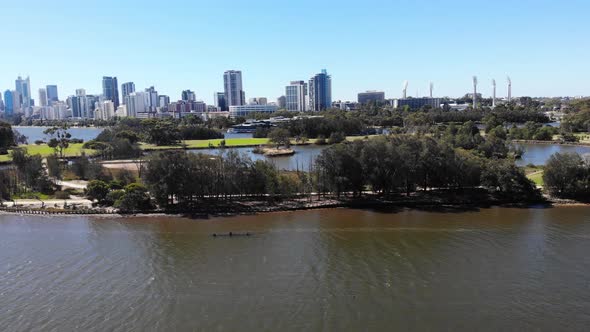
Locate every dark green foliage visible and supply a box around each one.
[543,153,590,199]
[0,121,15,149]
[114,183,154,212]
[86,180,110,204]
[268,128,291,148]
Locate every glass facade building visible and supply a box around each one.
[102,76,120,108]
[309,70,331,112]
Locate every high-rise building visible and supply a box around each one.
[126,91,148,117]
[286,81,308,112]
[102,76,120,108]
[121,82,135,104]
[309,70,332,111]
[357,91,385,104]
[38,88,48,107]
[158,95,170,108]
[15,76,32,109]
[145,86,158,110]
[0,92,3,111]
[181,90,196,102]
[46,85,59,102]
[277,96,286,109]
[223,70,245,107]
[3,90,14,116]
[214,92,227,111]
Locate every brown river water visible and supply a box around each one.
[1,207,590,331]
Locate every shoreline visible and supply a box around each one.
[2,195,588,218]
[512,139,590,147]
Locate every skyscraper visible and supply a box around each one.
[286,81,307,112]
[3,90,14,116]
[214,92,227,111]
[46,85,59,102]
[309,70,332,112]
[121,82,135,104]
[102,76,120,108]
[223,70,245,107]
[145,86,159,110]
[38,88,48,107]
[15,76,32,109]
[181,90,196,102]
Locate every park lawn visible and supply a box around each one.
[141,135,382,151]
[141,138,271,150]
[0,143,96,162]
[573,132,590,143]
[527,171,544,186]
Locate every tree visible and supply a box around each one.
[115,183,154,212]
[268,128,291,148]
[543,153,589,199]
[86,180,110,204]
[0,121,15,150]
[44,125,72,158]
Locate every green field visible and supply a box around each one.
[0,143,96,163]
[0,136,380,163]
[140,138,271,150]
[526,171,544,186]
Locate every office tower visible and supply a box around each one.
[214,92,227,111]
[15,76,32,108]
[121,82,135,104]
[223,70,245,107]
[248,97,267,105]
[308,70,332,112]
[357,91,385,104]
[46,85,59,102]
[3,90,14,116]
[145,86,158,110]
[38,88,48,107]
[181,90,196,102]
[402,81,408,99]
[158,95,170,108]
[0,92,3,111]
[102,76,120,108]
[126,92,148,117]
[277,96,286,109]
[286,81,308,112]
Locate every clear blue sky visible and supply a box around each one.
[1,0,588,104]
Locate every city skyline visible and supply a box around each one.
[2,0,588,103]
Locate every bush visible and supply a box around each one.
[315,135,327,145]
[34,140,45,145]
[327,132,346,144]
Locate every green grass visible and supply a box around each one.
[140,135,381,151]
[527,171,544,186]
[140,138,271,150]
[0,143,96,162]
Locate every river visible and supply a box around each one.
[1,207,590,331]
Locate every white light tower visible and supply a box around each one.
[429,82,434,98]
[402,81,408,99]
[507,76,512,102]
[492,79,497,108]
[472,76,478,109]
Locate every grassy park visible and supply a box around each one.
[0,143,96,163]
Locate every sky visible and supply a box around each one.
[1,0,589,104]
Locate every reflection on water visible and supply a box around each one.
[192,145,328,170]
[13,126,104,143]
[516,143,590,166]
[1,207,590,330]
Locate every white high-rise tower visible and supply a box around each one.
[402,81,408,99]
[492,79,497,108]
[472,76,478,109]
[507,76,512,102]
[429,82,434,98]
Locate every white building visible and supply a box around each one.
[229,104,278,118]
[223,70,245,106]
[286,81,308,112]
[126,91,149,117]
[38,88,48,107]
[95,100,115,120]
